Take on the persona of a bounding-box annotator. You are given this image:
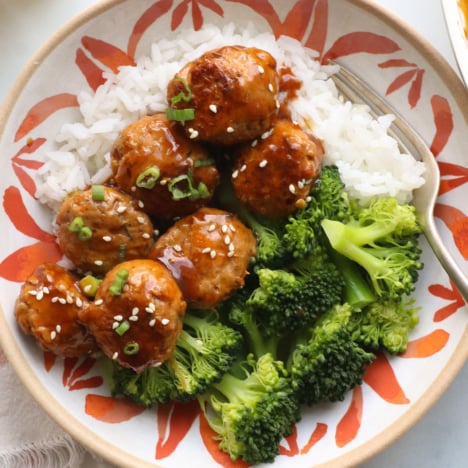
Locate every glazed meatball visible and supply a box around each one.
[56,185,154,275]
[149,207,256,309]
[79,259,186,373]
[231,119,324,218]
[111,113,220,219]
[166,45,280,146]
[15,263,98,358]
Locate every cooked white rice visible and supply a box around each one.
[35,22,426,209]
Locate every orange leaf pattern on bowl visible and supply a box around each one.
[279,422,328,456]
[155,400,200,459]
[363,353,410,404]
[335,386,363,448]
[429,95,453,156]
[85,393,146,423]
[434,203,468,259]
[62,357,103,391]
[438,162,468,195]
[429,280,466,322]
[399,329,450,358]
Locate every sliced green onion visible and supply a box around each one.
[136,167,160,189]
[170,77,193,104]
[123,341,140,355]
[115,320,130,336]
[109,268,129,296]
[79,275,102,298]
[194,158,215,168]
[68,216,84,232]
[168,169,210,201]
[78,226,93,241]
[92,185,105,201]
[166,107,195,123]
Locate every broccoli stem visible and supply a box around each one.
[329,250,376,308]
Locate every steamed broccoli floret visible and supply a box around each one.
[246,260,345,336]
[288,303,375,406]
[282,165,352,259]
[198,353,300,464]
[321,197,423,301]
[110,310,242,406]
[349,296,420,354]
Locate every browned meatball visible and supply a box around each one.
[55,185,154,275]
[231,119,324,218]
[149,207,256,309]
[111,113,220,219]
[166,45,280,145]
[79,259,186,373]
[15,263,98,358]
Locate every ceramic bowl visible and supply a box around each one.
[1,1,468,467]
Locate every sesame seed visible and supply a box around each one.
[160,179,167,186]
[149,319,156,327]
[112,322,119,330]
[229,242,235,251]
[28,290,37,296]
[131,186,137,192]
[132,307,139,316]
[43,287,50,295]
[147,302,156,312]
[56,325,62,333]
[138,200,145,208]
[259,159,268,168]
[229,224,236,232]
[221,224,228,233]
[240,164,247,172]
[152,361,162,368]
[129,315,139,322]
[227,251,235,257]
[298,180,305,189]
[268,83,274,92]
[208,224,216,232]
[102,235,112,242]
[154,229,160,237]
[251,139,258,148]
[161,318,170,326]
[306,196,312,203]
[209,104,217,113]
[275,99,280,109]
[113,315,123,321]
[94,260,104,266]
[188,128,199,139]
[75,297,83,308]
[112,352,119,360]
[232,169,239,179]
[226,126,234,133]
[289,184,296,194]
[137,216,145,224]
[261,129,272,140]
[142,233,151,239]
[46,274,53,282]
[257,65,265,74]
[58,298,67,305]
[50,331,57,340]
[173,244,182,252]
[66,294,74,304]
[224,235,231,245]
[36,290,44,301]
[210,250,217,259]
[117,205,127,213]
[95,299,104,306]
[202,247,211,254]
[51,296,59,303]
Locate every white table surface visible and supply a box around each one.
[0,0,467,467]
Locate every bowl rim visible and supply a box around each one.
[1,0,468,467]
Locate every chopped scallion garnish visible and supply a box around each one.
[68,216,84,232]
[123,341,140,355]
[92,185,105,201]
[170,77,193,104]
[79,275,102,298]
[109,269,129,296]
[136,167,160,189]
[166,107,195,123]
[115,320,130,336]
[194,158,215,168]
[168,169,210,201]
[78,226,93,241]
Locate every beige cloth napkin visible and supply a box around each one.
[0,346,89,468]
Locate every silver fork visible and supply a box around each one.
[330,62,468,302]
